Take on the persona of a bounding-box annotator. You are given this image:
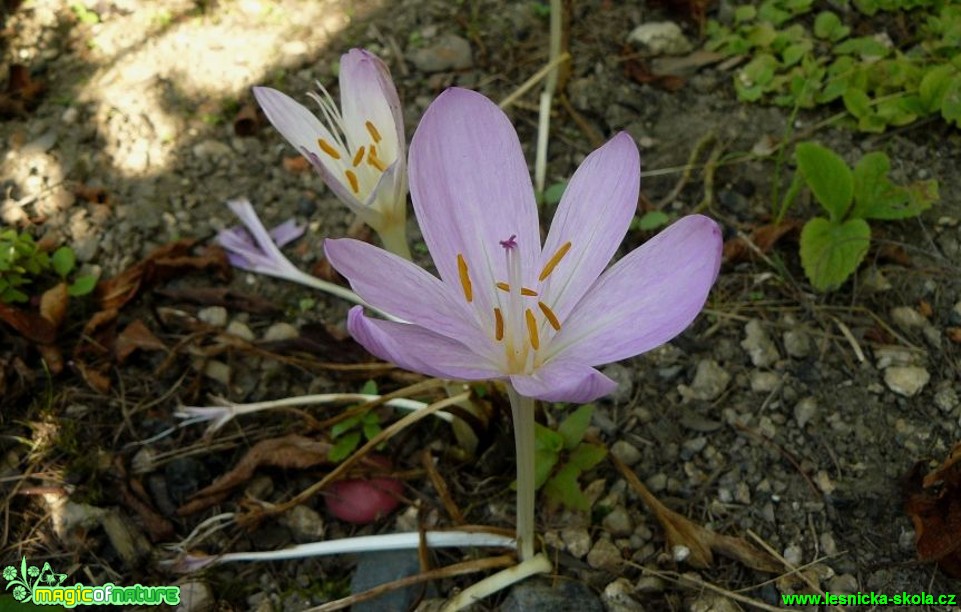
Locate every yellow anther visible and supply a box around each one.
[494,308,504,341]
[495,282,538,297]
[345,169,360,194]
[539,241,572,282]
[318,138,341,159]
[367,148,386,172]
[365,120,382,143]
[525,308,540,350]
[538,301,561,331]
[457,254,473,303]
[351,146,365,167]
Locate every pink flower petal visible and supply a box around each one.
[347,307,501,381]
[538,132,640,321]
[409,88,540,319]
[548,215,722,366]
[510,359,617,403]
[253,86,366,218]
[339,49,404,171]
[325,238,485,346]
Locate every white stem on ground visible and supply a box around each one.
[506,383,536,562]
[283,268,402,322]
[442,553,551,611]
[172,531,516,572]
[176,393,452,436]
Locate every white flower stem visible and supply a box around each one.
[171,531,516,572]
[285,268,402,322]
[534,0,564,195]
[506,383,536,562]
[442,553,551,611]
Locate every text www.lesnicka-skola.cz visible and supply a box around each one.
[782,591,956,606]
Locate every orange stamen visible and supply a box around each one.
[367,148,386,172]
[494,308,504,341]
[538,301,561,331]
[539,241,572,281]
[318,138,341,159]
[351,146,365,167]
[365,120,382,143]
[345,170,359,193]
[457,254,473,303]
[495,282,538,297]
[525,309,539,350]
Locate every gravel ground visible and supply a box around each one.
[2,0,960,610]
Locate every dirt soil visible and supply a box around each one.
[2,0,960,610]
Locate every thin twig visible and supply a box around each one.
[498,52,572,110]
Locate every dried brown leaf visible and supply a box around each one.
[153,286,280,315]
[903,443,961,577]
[233,102,263,137]
[73,184,110,205]
[36,344,63,375]
[97,239,228,312]
[115,320,166,363]
[611,452,781,572]
[0,301,57,343]
[39,282,68,328]
[179,435,332,515]
[723,220,801,265]
[75,360,111,394]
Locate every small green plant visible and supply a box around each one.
[0,230,97,303]
[630,210,671,232]
[706,0,961,132]
[532,404,607,512]
[790,141,938,291]
[69,2,100,24]
[328,380,384,462]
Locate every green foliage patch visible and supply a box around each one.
[533,404,607,512]
[0,230,96,303]
[707,0,961,132]
[790,142,938,291]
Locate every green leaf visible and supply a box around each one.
[850,152,900,219]
[328,431,361,462]
[568,443,607,471]
[67,274,98,296]
[636,210,670,231]
[50,247,75,278]
[534,422,564,453]
[362,421,381,441]
[557,404,593,451]
[543,182,567,206]
[543,464,589,511]
[534,449,560,489]
[2,287,28,303]
[814,11,849,41]
[359,379,378,395]
[331,414,363,438]
[919,65,954,111]
[834,36,890,59]
[734,5,757,23]
[781,42,809,67]
[758,1,792,26]
[795,142,854,221]
[941,78,961,127]
[842,87,872,119]
[799,217,871,292]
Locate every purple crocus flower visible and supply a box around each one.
[253,49,410,258]
[325,88,722,403]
